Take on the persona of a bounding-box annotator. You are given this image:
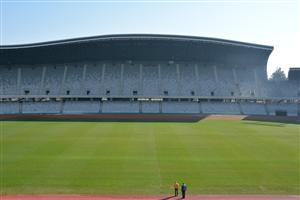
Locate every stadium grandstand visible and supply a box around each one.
[0,34,299,117]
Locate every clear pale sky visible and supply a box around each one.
[0,0,299,76]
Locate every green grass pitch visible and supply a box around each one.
[1,119,299,195]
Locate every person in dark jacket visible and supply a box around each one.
[181,183,187,199]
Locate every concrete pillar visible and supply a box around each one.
[81,64,87,95]
[195,64,200,95]
[100,64,106,95]
[232,67,241,96]
[120,64,124,95]
[139,101,142,113]
[198,101,203,114]
[254,68,261,97]
[264,102,270,115]
[40,66,47,94]
[19,101,22,114]
[213,65,218,83]
[159,101,163,113]
[60,100,64,114]
[60,65,68,95]
[238,101,244,115]
[232,67,237,83]
[139,64,143,95]
[99,100,102,113]
[176,64,181,96]
[158,64,162,95]
[17,67,22,95]
[297,101,300,116]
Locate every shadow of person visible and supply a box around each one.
[159,195,176,200]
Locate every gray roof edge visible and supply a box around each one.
[0,34,274,51]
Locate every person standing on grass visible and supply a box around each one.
[181,183,187,199]
[174,181,180,196]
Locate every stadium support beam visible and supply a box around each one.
[139,64,143,95]
[238,101,244,115]
[232,67,242,96]
[158,64,162,95]
[198,101,203,114]
[139,101,142,113]
[176,64,182,96]
[81,64,87,95]
[60,100,64,114]
[19,101,22,114]
[99,100,102,113]
[159,101,162,113]
[100,64,106,95]
[17,67,22,95]
[264,103,270,115]
[40,66,47,94]
[297,102,300,117]
[213,65,219,83]
[61,65,68,95]
[120,64,124,95]
[195,64,200,95]
[232,67,237,84]
[254,68,261,97]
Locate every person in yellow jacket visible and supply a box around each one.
[174,181,180,196]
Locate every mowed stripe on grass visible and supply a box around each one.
[1,120,299,194]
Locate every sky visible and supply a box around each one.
[0,0,299,77]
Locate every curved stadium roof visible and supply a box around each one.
[0,34,273,66]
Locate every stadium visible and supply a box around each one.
[0,34,299,200]
[0,34,299,117]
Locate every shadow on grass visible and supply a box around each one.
[0,114,207,123]
[1,114,299,124]
[242,121,286,127]
[242,115,299,125]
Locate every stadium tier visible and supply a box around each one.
[0,34,299,116]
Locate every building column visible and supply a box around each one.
[195,64,200,95]
[99,100,102,113]
[232,67,241,96]
[19,101,22,114]
[176,64,181,96]
[198,100,203,114]
[264,102,270,115]
[60,65,68,95]
[159,101,163,113]
[120,64,124,95]
[100,64,106,95]
[40,65,47,94]
[60,100,64,114]
[232,67,237,83]
[139,64,143,95]
[139,101,142,113]
[297,100,300,116]
[254,68,261,97]
[17,67,22,95]
[158,64,162,95]
[238,101,244,115]
[213,65,219,83]
[81,64,87,95]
